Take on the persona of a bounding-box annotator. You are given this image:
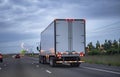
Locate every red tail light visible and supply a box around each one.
[57,52,62,58]
[0,55,2,58]
[80,52,84,57]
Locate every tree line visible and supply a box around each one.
[86,39,120,55]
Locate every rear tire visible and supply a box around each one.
[39,60,41,63]
[39,56,41,63]
[50,58,56,67]
[40,56,46,64]
[0,59,3,63]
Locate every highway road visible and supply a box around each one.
[0,56,120,77]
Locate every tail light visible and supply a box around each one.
[57,52,62,59]
[80,52,84,57]
[0,55,2,58]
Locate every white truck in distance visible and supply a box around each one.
[38,19,86,67]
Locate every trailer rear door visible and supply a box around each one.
[55,19,85,53]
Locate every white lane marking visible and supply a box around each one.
[36,65,39,68]
[46,70,52,74]
[82,66,120,75]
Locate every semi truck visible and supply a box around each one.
[38,19,86,67]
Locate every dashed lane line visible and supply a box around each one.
[36,65,39,68]
[46,70,52,74]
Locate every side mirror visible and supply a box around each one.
[36,46,39,51]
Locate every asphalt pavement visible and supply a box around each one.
[0,56,120,77]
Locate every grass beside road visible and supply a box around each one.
[25,53,120,66]
[3,54,12,58]
[26,54,39,58]
[81,54,120,66]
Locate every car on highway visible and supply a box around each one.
[0,53,3,62]
[15,54,20,59]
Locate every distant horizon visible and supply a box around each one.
[1,38,120,54]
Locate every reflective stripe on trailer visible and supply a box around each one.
[56,61,85,63]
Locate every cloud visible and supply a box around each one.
[0,0,120,53]
[67,0,120,19]
[0,31,38,43]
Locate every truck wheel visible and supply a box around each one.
[41,56,46,64]
[39,60,41,63]
[39,56,41,63]
[50,58,56,67]
[41,59,44,64]
[0,59,3,63]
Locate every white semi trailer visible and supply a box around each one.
[39,19,86,67]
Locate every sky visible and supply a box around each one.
[0,0,120,54]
